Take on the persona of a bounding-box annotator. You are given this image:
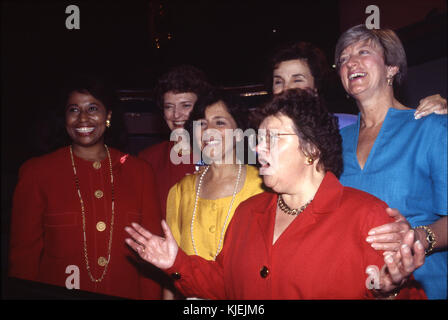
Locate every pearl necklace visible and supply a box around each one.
[277,194,312,215]
[69,145,115,283]
[190,164,242,260]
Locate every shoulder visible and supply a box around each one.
[110,148,155,177]
[340,186,392,225]
[237,191,273,212]
[19,147,68,174]
[391,109,446,129]
[416,113,447,130]
[173,171,197,191]
[138,141,171,159]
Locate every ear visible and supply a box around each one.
[301,142,320,162]
[387,66,399,78]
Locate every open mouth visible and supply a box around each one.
[258,157,271,169]
[348,72,367,80]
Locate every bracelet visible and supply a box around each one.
[414,225,437,256]
[373,289,400,300]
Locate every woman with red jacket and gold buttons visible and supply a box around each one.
[8,74,163,299]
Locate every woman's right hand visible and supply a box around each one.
[125,220,178,270]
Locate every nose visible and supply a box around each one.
[173,106,181,119]
[255,139,268,154]
[79,109,89,122]
[346,55,358,68]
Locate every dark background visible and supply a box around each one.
[1,0,446,299]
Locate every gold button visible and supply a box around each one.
[94,190,104,199]
[260,266,269,278]
[98,256,108,267]
[93,161,101,169]
[96,221,106,232]
[209,225,216,233]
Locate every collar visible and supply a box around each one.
[253,171,343,215]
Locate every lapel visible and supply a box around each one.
[254,192,277,253]
[253,172,344,251]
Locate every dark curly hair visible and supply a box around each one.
[154,65,211,110]
[269,41,331,94]
[255,88,343,177]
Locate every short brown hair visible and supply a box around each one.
[334,24,407,86]
[270,41,330,93]
[154,65,211,109]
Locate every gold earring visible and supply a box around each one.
[106,120,111,128]
[387,77,393,86]
[306,157,314,165]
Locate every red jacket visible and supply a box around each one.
[139,140,195,218]
[166,172,426,299]
[9,147,163,299]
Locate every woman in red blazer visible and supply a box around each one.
[9,75,163,299]
[125,89,426,299]
[138,65,211,218]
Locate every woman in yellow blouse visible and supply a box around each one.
[165,90,264,298]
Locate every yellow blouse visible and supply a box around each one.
[166,165,264,260]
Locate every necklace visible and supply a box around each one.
[190,164,242,260]
[69,145,115,283]
[277,194,312,216]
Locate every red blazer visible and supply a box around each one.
[139,140,195,218]
[9,147,163,299]
[166,172,426,299]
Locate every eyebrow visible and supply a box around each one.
[211,116,228,120]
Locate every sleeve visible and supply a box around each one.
[164,204,242,300]
[165,183,182,245]
[8,159,45,281]
[138,162,164,299]
[428,116,447,215]
[360,201,427,299]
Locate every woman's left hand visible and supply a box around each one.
[414,94,447,119]
[377,229,425,296]
[366,208,411,254]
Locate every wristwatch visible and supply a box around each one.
[414,225,437,256]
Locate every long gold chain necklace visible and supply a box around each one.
[190,164,242,260]
[277,194,312,215]
[69,144,115,283]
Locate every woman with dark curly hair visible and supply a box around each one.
[125,89,426,299]
[139,65,211,217]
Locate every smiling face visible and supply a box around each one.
[272,59,316,95]
[163,91,197,131]
[256,113,310,193]
[194,101,239,164]
[338,40,398,99]
[65,91,112,148]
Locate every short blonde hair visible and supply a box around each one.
[334,24,407,86]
